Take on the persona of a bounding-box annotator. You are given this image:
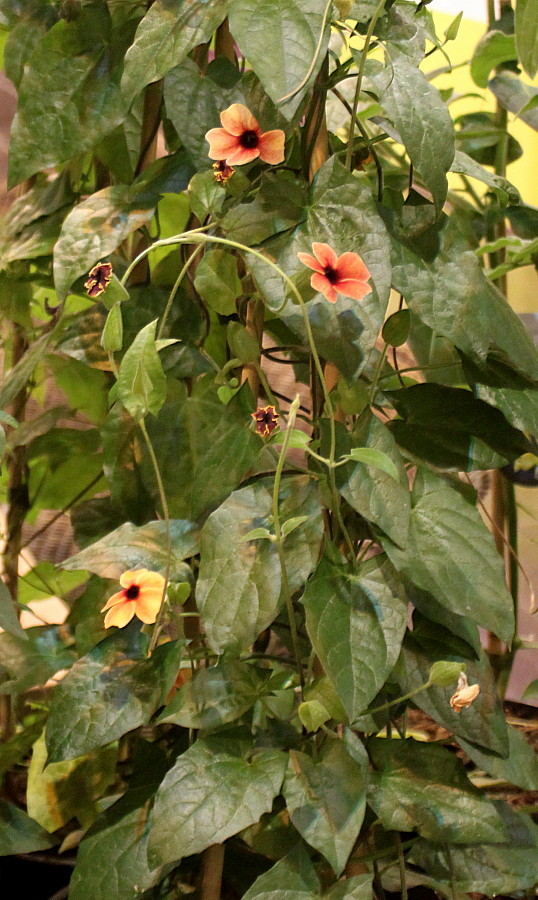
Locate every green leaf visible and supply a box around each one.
[302,554,408,722]
[148,738,287,865]
[0,333,53,409]
[188,170,226,222]
[450,149,520,205]
[428,660,464,687]
[53,188,153,301]
[458,725,538,791]
[283,738,367,876]
[62,519,198,581]
[382,468,514,643]
[27,732,117,831]
[489,72,538,130]
[389,213,538,385]
[409,804,538,894]
[159,659,267,729]
[194,250,243,316]
[396,628,509,756]
[197,476,323,653]
[445,10,463,42]
[516,0,538,78]
[48,355,108,425]
[121,0,228,104]
[240,527,275,542]
[470,30,517,88]
[17,563,87,607]
[324,875,373,900]
[45,627,184,762]
[368,738,505,843]
[271,158,392,379]
[387,383,530,471]
[7,7,132,187]
[382,309,411,347]
[101,302,123,353]
[281,515,310,539]
[0,800,56,856]
[342,448,399,482]
[227,321,260,364]
[335,415,410,547]
[243,844,321,900]
[0,581,26,640]
[298,699,331,732]
[222,171,307,246]
[143,390,262,521]
[117,320,167,421]
[374,54,455,212]
[303,676,348,725]
[68,741,168,900]
[228,0,330,117]
[0,626,76,696]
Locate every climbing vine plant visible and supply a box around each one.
[0,0,537,897]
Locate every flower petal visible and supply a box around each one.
[311,272,338,303]
[205,128,240,161]
[336,251,371,283]
[101,589,126,611]
[104,601,136,629]
[297,252,324,274]
[131,569,166,590]
[311,242,338,269]
[135,592,163,624]
[220,103,259,136]
[258,130,285,164]
[336,278,372,301]
[225,146,260,165]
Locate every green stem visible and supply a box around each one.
[272,395,305,690]
[158,245,204,339]
[139,418,172,655]
[367,680,433,716]
[369,343,389,404]
[395,833,408,900]
[345,0,387,170]
[253,361,279,407]
[121,229,337,467]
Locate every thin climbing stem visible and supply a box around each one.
[139,418,172,654]
[345,0,387,170]
[158,244,204,339]
[272,395,305,691]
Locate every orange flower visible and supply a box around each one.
[101,569,165,629]
[84,261,112,298]
[297,242,371,304]
[205,103,285,166]
[252,405,279,437]
[449,672,480,711]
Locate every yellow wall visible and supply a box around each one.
[433,11,538,312]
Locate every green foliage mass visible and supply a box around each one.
[0,0,537,896]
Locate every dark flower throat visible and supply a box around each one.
[323,265,339,284]
[240,130,259,149]
[125,585,140,600]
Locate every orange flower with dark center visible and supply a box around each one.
[297,242,371,304]
[252,405,279,437]
[205,104,285,166]
[101,569,165,629]
[84,261,113,298]
[213,160,235,184]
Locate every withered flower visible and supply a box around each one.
[84,261,113,298]
[252,405,280,437]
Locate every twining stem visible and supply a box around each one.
[158,245,204,340]
[272,395,305,690]
[121,231,338,467]
[139,419,172,655]
[345,0,388,170]
[366,679,437,715]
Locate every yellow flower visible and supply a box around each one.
[101,569,165,629]
[449,672,480,711]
